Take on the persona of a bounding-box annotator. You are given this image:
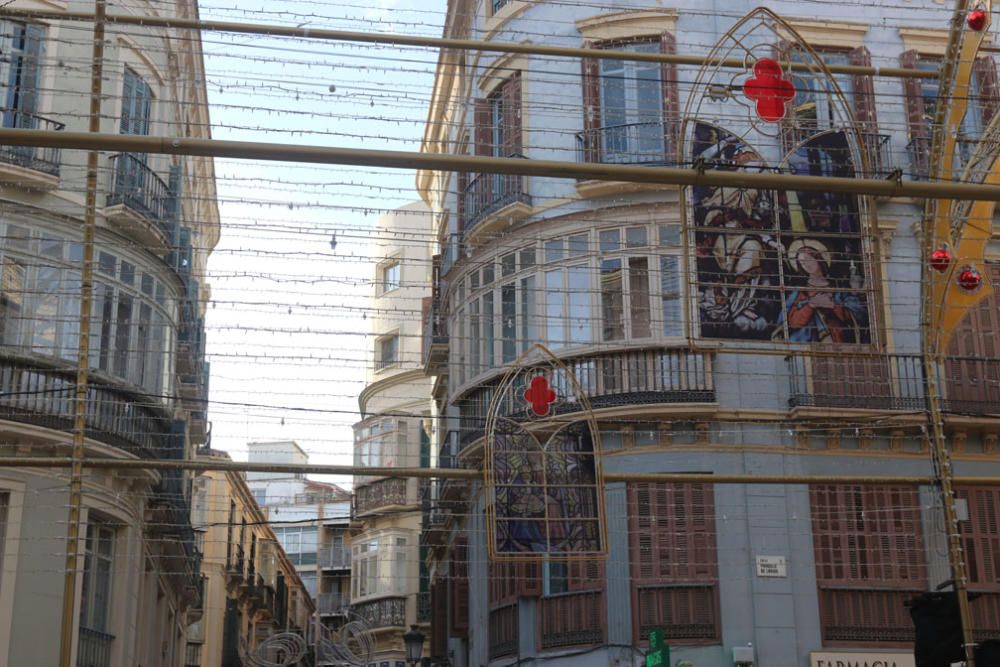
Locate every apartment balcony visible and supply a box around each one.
[539,590,605,651]
[636,584,719,644]
[422,294,448,376]
[353,477,411,517]
[458,347,715,449]
[575,121,678,198]
[461,157,531,244]
[105,153,173,253]
[0,355,175,459]
[318,592,351,616]
[0,109,63,189]
[77,627,114,667]
[940,355,1000,416]
[320,545,351,570]
[351,596,407,630]
[787,353,925,412]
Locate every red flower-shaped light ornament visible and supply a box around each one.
[524,375,557,417]
[930,247,953,273]
[968,7,988,31]
[958,266,984,292]
[743,58,796,122]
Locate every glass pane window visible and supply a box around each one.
[545,269,566,349]
[599,42,664,161]
[520,275,536,353]
[789,49,852,133]
[381,261,400,293]
[601,258,625,341]
[501,283,516,363]
[378,335,399,370]
[661,256,682,337]
[567,264,591,344]
[629,257,651,338]
[80,519,115,632]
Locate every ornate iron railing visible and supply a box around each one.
[77,627,114,667]
[353,477,409,516]
[539,590,604,650]
[107,153,171,231]
[462,154,529,234]
[575,120,677,166]
[352,596,406,629]
[819,588,917,643]
[636,584,719,643]
[318,592,351,615]
[0,356,174,458]
[787,353,925,411]
[459,347,714,447]
[0,108,64,175]
[488,602,518,659]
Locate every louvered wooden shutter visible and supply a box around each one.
[456,170,468,234]
[474,98,491,156]
[450,540,469,636]
[503,73,523,157]
[431,579,448,659]
[956,486,1000,589]
[568,558,605,592]
[519,560,542,597]
[900,50,929,178]
[629,482,718,584]
[944,263,1000,409]
[581,40,602,163]
[974,56,1000,128]
[660,32,679,160]
[849,46,877,134]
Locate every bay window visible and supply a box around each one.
[352,533,409,600]
[354,418,407,484]
[80,518,116,634]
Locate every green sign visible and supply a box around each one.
[645,628,669,667]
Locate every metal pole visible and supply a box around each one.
[6,128,1000,200]
[0,7,940,79]
[5,455,1000,486]
[58,2,105,666]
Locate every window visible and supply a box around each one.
[0,493,7,592]
[381,261,400,293]
[252,488,266,507]
[0,21,44,127]
[298,571,318,597]
[121,67,152,137]
[273,526,318,566]
[468,74,523,227]
[789,49,853,136]
[80,518,115,633]
[353,418,407,484]
[581,36,677,165]
[810,485,926,644]
[491,0,511,14]
[377,334,399,371]
[628,483,719,645]
[351,533,410,600]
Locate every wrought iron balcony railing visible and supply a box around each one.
[352,596,406,629]
[539,590,604,650]
[461,154,530,234]
[353,477,410,516]
[0,108,64,176]
[459,347,714,447]
[107,153,171,231]
[0,356,175,459]
[575,120,677,166]
[787,353,925,411]
[320,545,351,570]
[488,602,518,660]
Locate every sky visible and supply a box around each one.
[199,0,446,485]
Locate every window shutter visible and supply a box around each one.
[456,170,468,234]
[581,40,602,162]
[474,98,491,157]
[431,579,448,658]
[900,50,929,178]
[18,24,44,119]
[849,46,877,133]
[502,73,523,157]
[568,559,605,592]
[660,32,679,158]
[519,560,542,597]
[974,56,1000,129]
[450,540,469,636]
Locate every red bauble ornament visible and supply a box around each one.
[958,266,983,291]
[930,247,953,273]
[968,8,988,31]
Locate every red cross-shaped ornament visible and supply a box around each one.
[524,375,557,417]
[743,58,796,122]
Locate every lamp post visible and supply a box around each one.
[403,624,425,667]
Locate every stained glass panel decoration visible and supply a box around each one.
[485,344,607,560]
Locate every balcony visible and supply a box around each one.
[318,592,351,616]
[353,477,410,517]
[422,294,448,376]
[0,355,175,458]
[819,588,918,643]
[77,627,114,667]
[636,584,719,644]
[575,121,678,198]
[461,156,531,244]
[105,153,173,252]
[539,590,604,651]
[0,108,63,189]
[320,545,351,570]
[488,602,518,660]
[941,355,1000,415]
[787,353,925,412]
[352,596,406,629]
[458,347,715,448]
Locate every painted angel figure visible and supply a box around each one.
[779,239,866,343]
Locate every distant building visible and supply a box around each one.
[247,440,354,635]
[191,448,316,667]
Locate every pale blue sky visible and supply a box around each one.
[200,0,445,483]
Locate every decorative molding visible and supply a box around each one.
[899,28,951,56]
[575,10,678,42]
[478,50,529,94]
[778,19,869,49]
[483,1,533,40]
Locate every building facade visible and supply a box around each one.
[351,201,434,664]
[417,2,1000,666]
[191,448,316,667]
[0,2,217,666]
[246,440,354,635]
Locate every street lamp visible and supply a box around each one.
[403,624,425,667]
